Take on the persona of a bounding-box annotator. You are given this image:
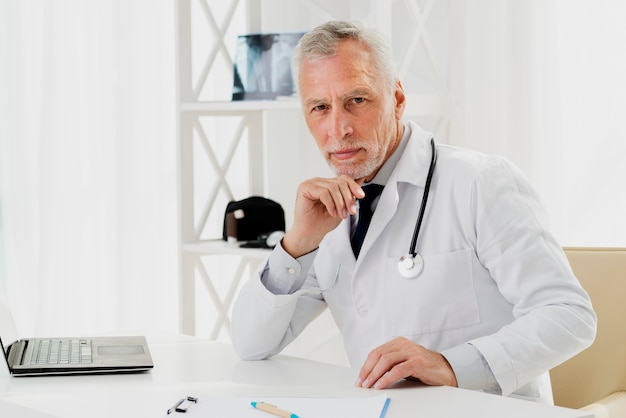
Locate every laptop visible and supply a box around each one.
[0,287,153,376]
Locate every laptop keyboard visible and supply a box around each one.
[30,339,93,365]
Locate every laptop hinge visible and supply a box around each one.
[6,339,27,367]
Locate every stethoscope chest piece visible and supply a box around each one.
[395,138,437,280]
[397,253,424,279]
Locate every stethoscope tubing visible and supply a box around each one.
[408,138,437,257]
[322,138,438,291]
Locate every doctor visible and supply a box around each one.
[230,20,596,402]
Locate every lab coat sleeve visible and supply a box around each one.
[442,343,501,394]
[448,155,597,397]
[230,244,327,361]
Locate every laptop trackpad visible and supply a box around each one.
[98,345,144,355]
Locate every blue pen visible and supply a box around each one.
[251,401,300,418]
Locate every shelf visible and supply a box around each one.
[183,239,271,259]
[180,99,301,113]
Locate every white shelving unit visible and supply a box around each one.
[175,0,455,339]
[175,0,309,338]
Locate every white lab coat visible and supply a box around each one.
[231,122,596,402]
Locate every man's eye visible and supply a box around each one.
[352,97,365,104]
[313,104,327,112]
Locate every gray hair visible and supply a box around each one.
[291,20,398,92]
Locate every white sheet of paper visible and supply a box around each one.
[166,394,391,418]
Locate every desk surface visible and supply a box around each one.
[0,337,592,418]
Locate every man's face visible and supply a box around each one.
[298,39,405,182]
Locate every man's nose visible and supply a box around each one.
[328,107,353,140]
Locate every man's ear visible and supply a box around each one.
[394,80,406,120]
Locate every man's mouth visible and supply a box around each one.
[330,148,362,161]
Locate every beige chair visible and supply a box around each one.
[550,248,626,417]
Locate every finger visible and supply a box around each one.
[356,347,381,387]
[315,181,350,218]
[356,337,422,388]
[299,178,341,218]
[356,344,402,388]
[336,175,363,216]
[351,179,366,198]
[374,350,458,389]
[366,353,405,389]
[372,361,413,389]
[328,175,364,218]
[315,177,361,218]
[339,185,359,217]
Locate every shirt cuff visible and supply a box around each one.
[441,343,501,394]
[261,240,317,294]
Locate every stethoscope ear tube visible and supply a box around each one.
[397,138,437,279]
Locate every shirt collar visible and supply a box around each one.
[365,122,411,187]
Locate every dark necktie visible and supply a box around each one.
[351,184,384,258]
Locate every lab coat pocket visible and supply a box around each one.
[384,248,480,337]
[313,261,342,294]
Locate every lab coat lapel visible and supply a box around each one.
[355,126,433,264]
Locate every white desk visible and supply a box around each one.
[0,337,593,418]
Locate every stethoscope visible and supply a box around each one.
[321,138,437,292]
[397,137,437,279]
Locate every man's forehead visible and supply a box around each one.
[299,50,376,89]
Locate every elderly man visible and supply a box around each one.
[231,20,596,403]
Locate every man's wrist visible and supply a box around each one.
[281,231,320,258]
